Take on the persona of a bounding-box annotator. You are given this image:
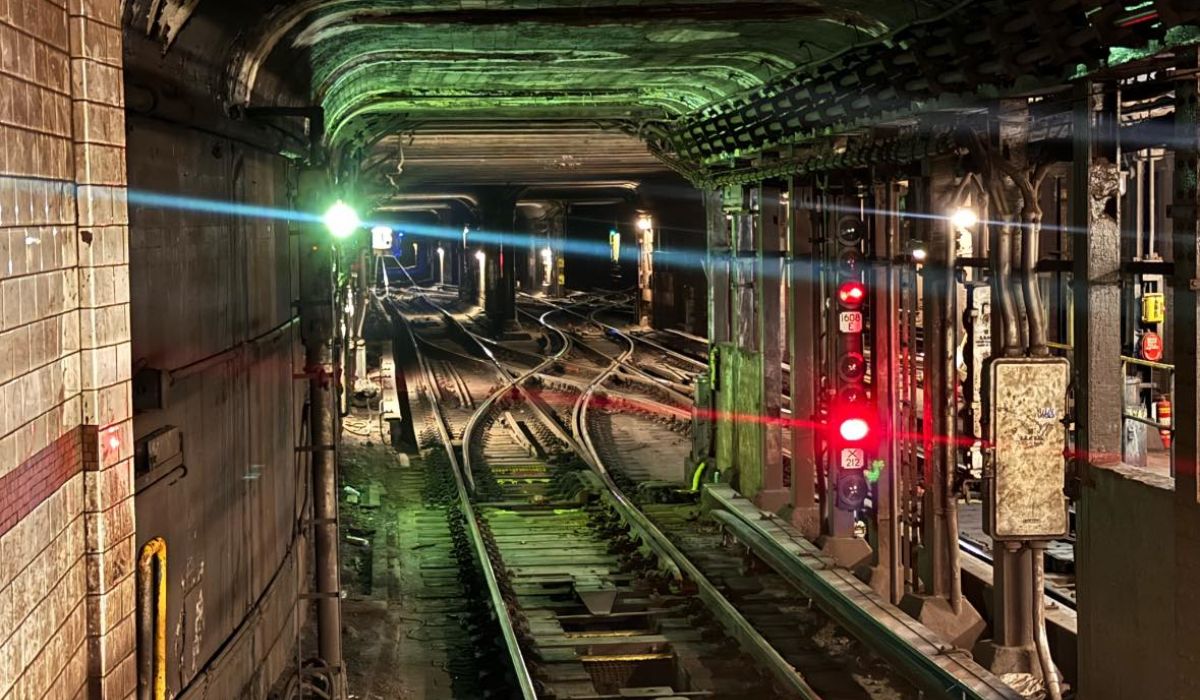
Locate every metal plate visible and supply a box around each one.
[839,448,865,470]
[987,357,1070,540]
[838,311,863,333]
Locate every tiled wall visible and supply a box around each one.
[0,0,134,698]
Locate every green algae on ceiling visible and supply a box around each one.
[222,0,960,145]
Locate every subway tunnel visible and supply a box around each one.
[2,2,1200,699]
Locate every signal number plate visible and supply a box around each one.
[839,311,863,333]
[840,448,865,470]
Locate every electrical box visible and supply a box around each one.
[1141,292,1165,324]
[135,425,183,479]
[984,357,1070,540]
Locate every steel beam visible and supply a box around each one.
[1171,48,1200,699]
[757,184,787,510]
[705,189,732,346]
[870,177,904,603]
[1072,78,1124,699]
[789,183,821,538]
[918,160,954,599]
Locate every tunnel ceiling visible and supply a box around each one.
[224,1,957,132]
[193,0,958,186]
[129,1,1200,190]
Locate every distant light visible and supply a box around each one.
[324,200,360,239]
[839,417,871,442]
[475,250,486,263]
[370,225,393,250]
[541,247,553,260]
[436,245,444,256]
[950,207,978,229]
[636,215,653,232]
[912,248,927,262]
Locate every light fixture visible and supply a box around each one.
[541,247,553,260]
[911,247,927,262]
[323,200,361,239]
[475,250,486,263]
[950,207,978,230]
[636,214,653,232]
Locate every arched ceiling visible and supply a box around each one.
[182,0,955,187]
[126,1,1200,192]
[222,1,959,139]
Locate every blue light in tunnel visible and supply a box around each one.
[125,189,323,224]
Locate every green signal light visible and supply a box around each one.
[323,200,361,239]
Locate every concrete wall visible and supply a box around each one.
[0,1,136,698]
[1077,464,1176,699]
[125,115,305,698]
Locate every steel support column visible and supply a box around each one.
[789,183,821,538]
[731,187,764,498]
[478,187,522,333]
[1072,79,1124,698]
[899,158,984,650]
[1171,49,1200,699]
[706,189,732,345]
[869,177,904,603]
[919,159,954,599]
[757,184,787,510]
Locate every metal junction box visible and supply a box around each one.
[984,357,1070,541]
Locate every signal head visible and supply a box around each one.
[837,352,866,382]
[837,280,867,309]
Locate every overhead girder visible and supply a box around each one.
[673,0,1200,168]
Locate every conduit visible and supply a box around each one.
[137,537,167,700]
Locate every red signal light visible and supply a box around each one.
[838,416,871,442]
[837,281,866,308]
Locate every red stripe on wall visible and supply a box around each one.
[0,427,84,538]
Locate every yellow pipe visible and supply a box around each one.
[139,537,167,700]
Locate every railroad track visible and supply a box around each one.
[383,274,1023,699]
[394,295,796,698]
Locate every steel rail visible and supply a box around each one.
[519,294,700,404]
[565,319,825,699]
[705,492,1024,700]
[390,302,540,700]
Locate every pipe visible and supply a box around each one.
[1021,214,1049,356]
[309,340,344,682]
[1030,542,1064,700]
[995,225,1022,357]
[942,211,963,615]
[137,538,167,700]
